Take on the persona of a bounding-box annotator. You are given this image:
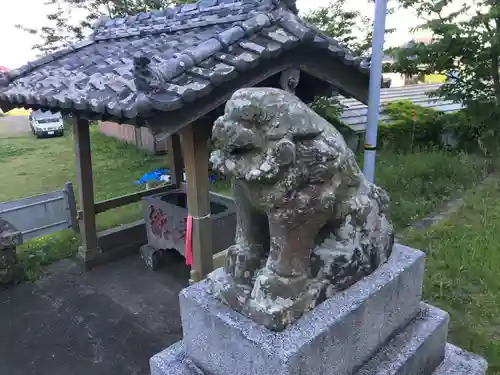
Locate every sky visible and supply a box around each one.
[0,0,423,69]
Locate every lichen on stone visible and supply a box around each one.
[208,87,394,331]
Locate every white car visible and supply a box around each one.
[29,110,65,138]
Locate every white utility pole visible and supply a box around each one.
[363,0,388,183]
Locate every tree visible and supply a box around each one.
[17,0,195,55]
[304,0,395,57]
[386,0,500,153]
[389,0,500,105]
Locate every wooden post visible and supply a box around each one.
[73,117,100,264]
[64,182,79,232]
[181,123,213,282]
[135,125,143,150]
[167,133,184,187]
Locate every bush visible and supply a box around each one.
[443,102,500,156]
[309,96,344,128]
[377,100,448,152]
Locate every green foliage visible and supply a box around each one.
[309,96,344,127]
[17,231,80,281]
[377,100,447,152]
[444,102,500,155]
[361,99,499,155]
[387,0,500,154]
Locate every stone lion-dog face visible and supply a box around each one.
[208,88,394,331]
[211,88,350,184]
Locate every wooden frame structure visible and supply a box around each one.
[72,117,217,280]
[0,0,383,280]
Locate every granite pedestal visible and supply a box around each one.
[150,244,487,375]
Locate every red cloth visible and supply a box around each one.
[185,215,193,266]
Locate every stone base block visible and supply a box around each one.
[150,244,488,375]
[150,304,487,375]
[356,303,449,375]
[434,345,487,375]
[180,244,425,375]
[150,341,486,375]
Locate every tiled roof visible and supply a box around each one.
[339,83,463,133]
[0,0,373,122]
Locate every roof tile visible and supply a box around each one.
[0,0,376,121]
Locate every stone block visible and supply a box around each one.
[356,303,449,375]
[434,344,487,375]
[150,342,202,375]
[150,340,488,375]
[180,244,425,375]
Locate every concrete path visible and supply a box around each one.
[0,115,31,137]
[0,251,190,375]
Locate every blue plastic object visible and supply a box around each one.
[136,168,217,185]
[136,168,169,184]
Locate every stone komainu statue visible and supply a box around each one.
[209,88,394,331]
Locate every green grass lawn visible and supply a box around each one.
[1,126,498,371]
[403,180,500,374]
[0,122,490,278]
[371,151,491,229]
[0,126,166,278]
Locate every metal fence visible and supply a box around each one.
[0,182,78,241]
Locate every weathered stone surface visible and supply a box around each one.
[182,244,424,375]
[150,242,488,375]
[434,345,488,375]
[209,87,394,330]
[151,342,203,375]
[150,317,487,375]
[0,218,22,250]
[0,218,24,285]
[356,304,449,375]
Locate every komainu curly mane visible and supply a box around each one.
[209,87,394,331]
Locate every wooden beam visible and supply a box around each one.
[64,182,79,231]
[166,133,184,187]
[73,117,100,262]
[299,53,372,104]
[93,184,176,215]
[181,122,213,283]
[212,250,227,270]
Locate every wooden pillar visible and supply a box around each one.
[181,123,213,283]
[134,125,143,150]
[167,133,184,187]
[73,117,100,264]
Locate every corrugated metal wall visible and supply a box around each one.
[340,83,464,133]
[98,121,166,154]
